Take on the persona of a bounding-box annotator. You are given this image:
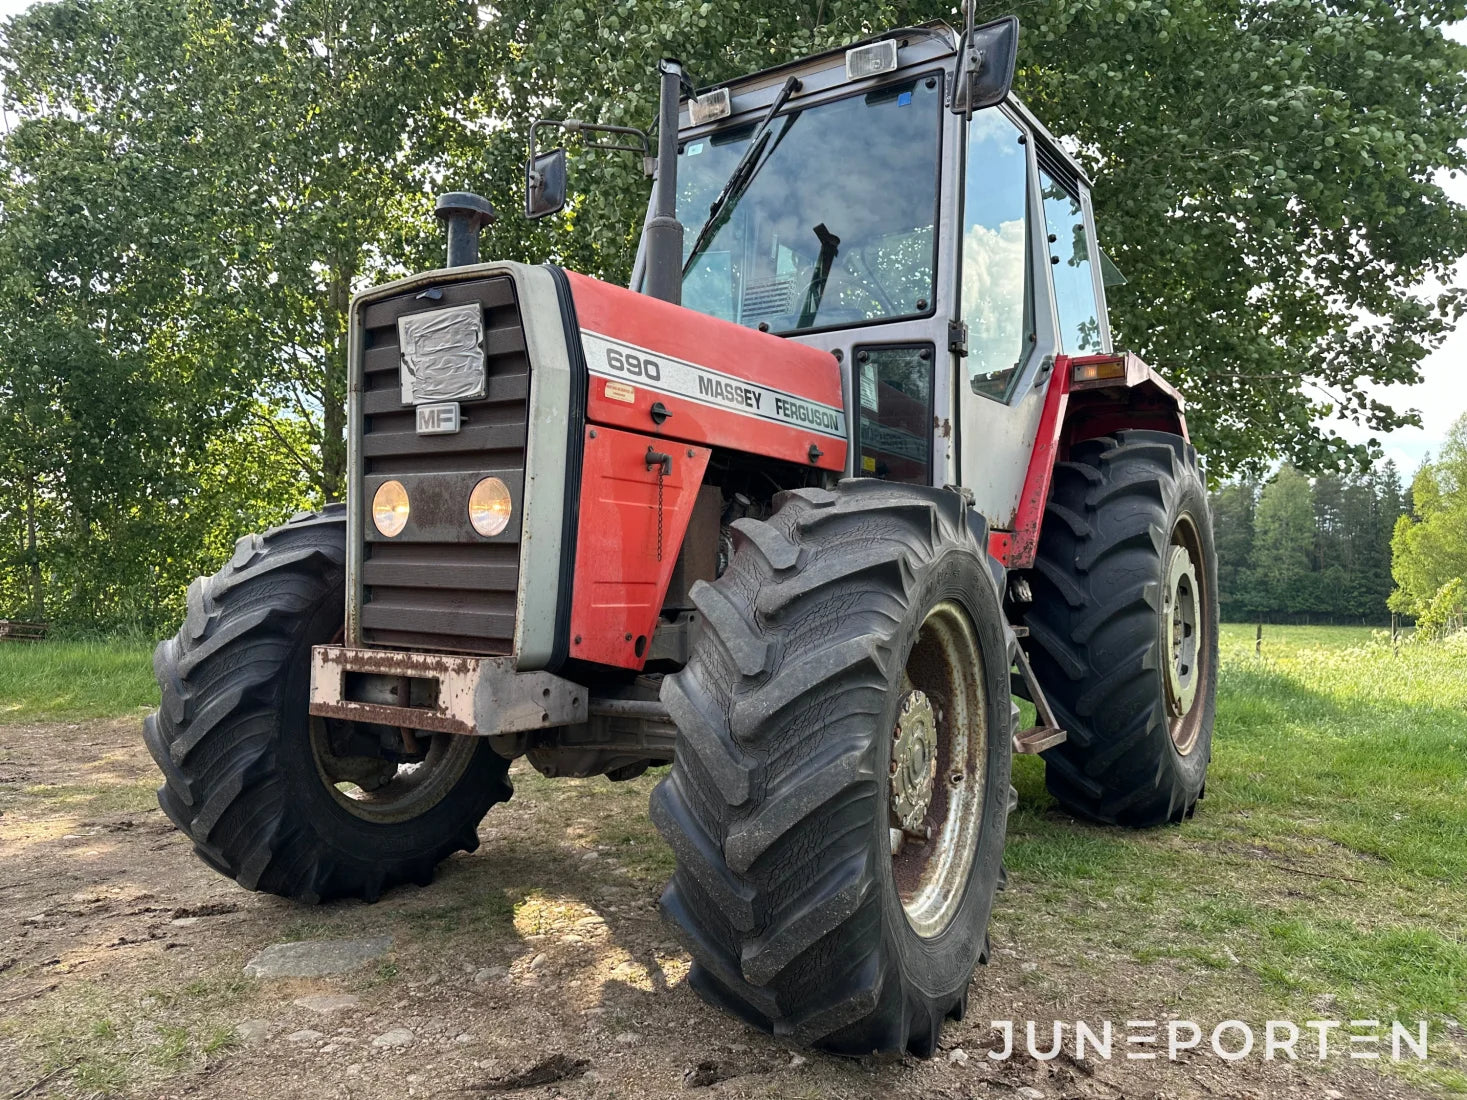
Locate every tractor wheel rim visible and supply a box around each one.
[310,719,478,824]
[890,600,988,939]
[1163,515,1207,755]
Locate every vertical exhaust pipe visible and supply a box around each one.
[435,192,496,268]
[642,58,686,305]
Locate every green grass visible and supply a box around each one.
[1002,622,1467,1093]
[14,781,158,815]
[0,639,156,721]
[11,974,256,1092]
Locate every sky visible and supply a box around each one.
[0,0,1462,475]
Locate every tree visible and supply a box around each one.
[2,0,1466,630]
[1005,0,1467,476]
[1210,477,1256,620]
[1246,466,1315,618]
[1390,414,1467,629]
[1209,461,1408,624]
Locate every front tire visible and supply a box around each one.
[143,506,512,903]
[1023,431,1218,826]
[653,482,1014,1056]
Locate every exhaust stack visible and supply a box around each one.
[435,192,496,268]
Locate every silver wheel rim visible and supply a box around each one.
[310,719,478,824]
[890,600,988,939]
[1163,514,1208,755]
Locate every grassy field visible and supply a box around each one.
[1,623,1464,1096]
[1006,622,1467,1094]
[0,639,157,721]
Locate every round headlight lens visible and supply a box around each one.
[468,477,513,537]
[372,480,410,537]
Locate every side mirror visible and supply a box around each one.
[951,14,1019,116]
[525,148,567,219]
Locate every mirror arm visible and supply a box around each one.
[962,0,979,119]
[528,120,652,187]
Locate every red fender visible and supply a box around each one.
[989,352,1188,570]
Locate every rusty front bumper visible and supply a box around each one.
[308,646,589,737]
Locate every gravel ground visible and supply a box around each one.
[0,717,1448,1099]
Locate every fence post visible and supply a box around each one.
[1255,621,1262,657]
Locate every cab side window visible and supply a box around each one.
[963,110,1034,402]
[1039,171,1102,355]
[855,345,934,485]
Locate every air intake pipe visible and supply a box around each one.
[435,192,496,267]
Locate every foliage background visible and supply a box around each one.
[1210,460,1406,625]
[1389,413,1467,632]
[1,0,1465,633]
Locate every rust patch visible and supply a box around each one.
[308,700,474,737]
[309,645,480,736]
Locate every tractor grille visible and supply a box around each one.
[358,277,529,654]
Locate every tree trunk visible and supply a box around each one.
[24,471,44,622]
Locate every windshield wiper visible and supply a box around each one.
[796,223,841,329]
[681,75,803,275]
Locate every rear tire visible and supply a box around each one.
[653,481,1014,1056]
[143,506,512,902]
[1023,431,1218,826]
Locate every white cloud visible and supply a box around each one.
[962,218,1027,379]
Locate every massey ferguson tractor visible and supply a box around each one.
[143,13,1217,1057]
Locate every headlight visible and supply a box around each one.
[372,480,410,537]
[468,477,513,537]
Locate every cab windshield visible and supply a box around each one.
[678,74,942,335]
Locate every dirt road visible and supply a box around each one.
[0,718,1446,1098]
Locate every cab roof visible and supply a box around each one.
[682,20,1092,190]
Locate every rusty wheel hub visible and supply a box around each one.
[890,690,938,838]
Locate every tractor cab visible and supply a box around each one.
[629,21,1115,530]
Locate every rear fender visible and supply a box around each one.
[1065,352,1188,444]
[988,352,1187,570]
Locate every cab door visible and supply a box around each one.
[953,106,1114,530]
[1034,155,1110,358]
[953,105,1060,527]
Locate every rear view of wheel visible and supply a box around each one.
[653,481,1014,1056]
[1024,431,1218,826]
[143,506,512,902]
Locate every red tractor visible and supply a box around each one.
[144,14,1217,1057]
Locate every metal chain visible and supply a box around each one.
[656,463,665,562]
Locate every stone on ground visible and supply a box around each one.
[372,1027,414,1048]
[294,993,362,1014]
[243,936,392,978]
[235,1019,272,1045]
